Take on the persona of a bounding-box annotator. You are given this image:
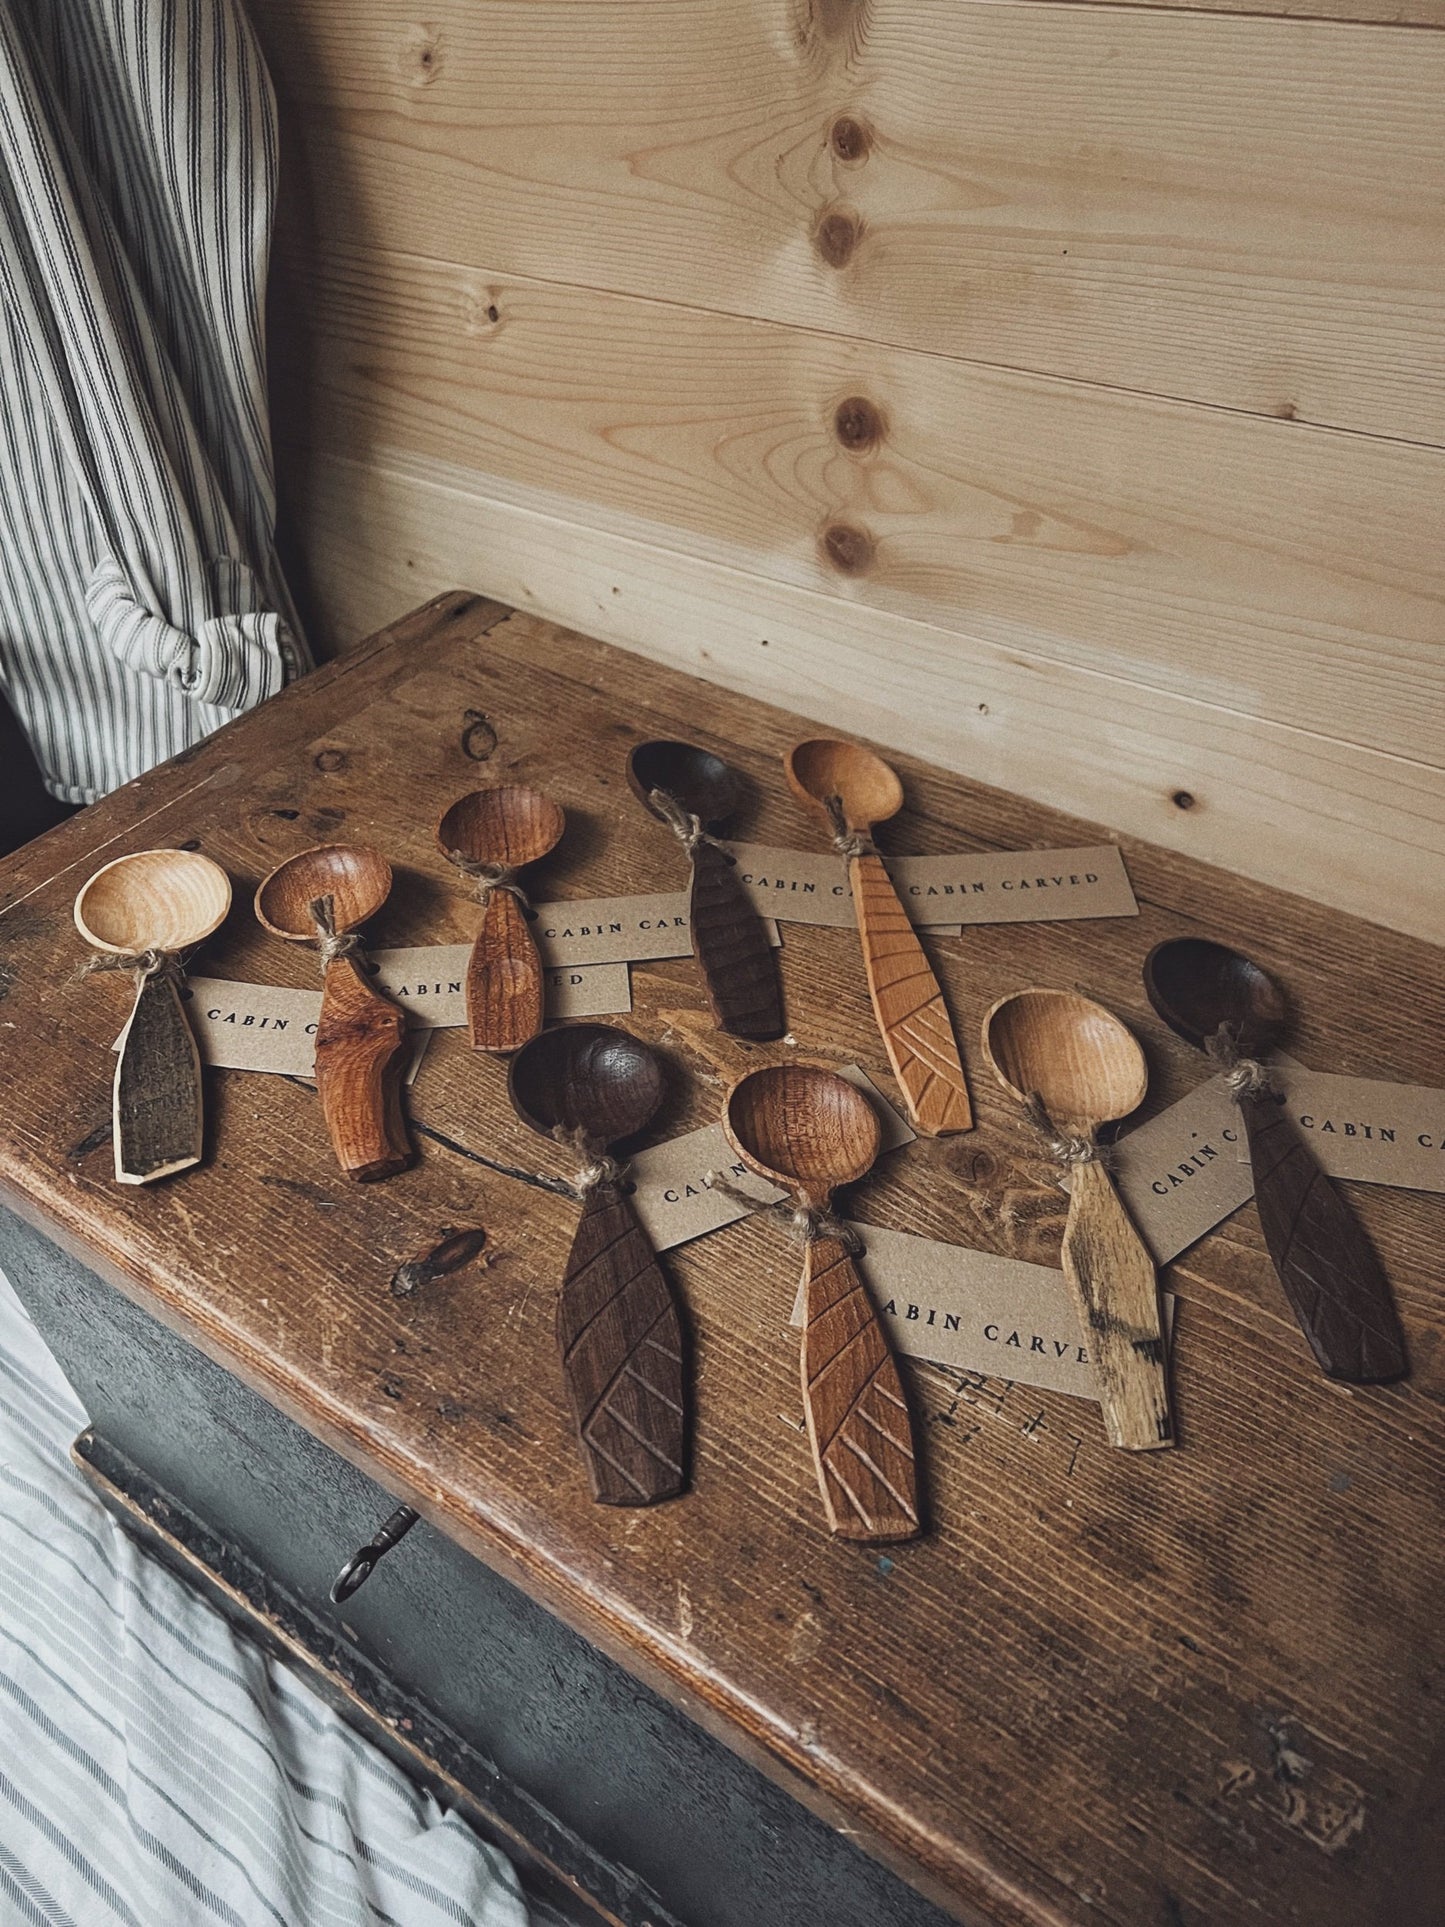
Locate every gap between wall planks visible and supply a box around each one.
[273,243,1445,767]
[249,0,1445,440]
[279,447,1445,948]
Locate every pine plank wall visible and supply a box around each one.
[252,0,1445,944]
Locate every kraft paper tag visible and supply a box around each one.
[370,945,631,1027]
[1102,1075,1250,1265]
[1229,1062,1445,1194]
[122,978,435,1084]
[726,842,1136,930]
[629,1066,914,1252]
[529,891,781,968]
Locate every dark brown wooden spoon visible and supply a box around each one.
[509,1023,686,1505]
[437,785,564,1052]
[1144,937,1407,1383]
[723,1062,920,1542]
[255,844,410,1182]
[627,740,784,1041]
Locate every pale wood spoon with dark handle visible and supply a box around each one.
[983,988,1173,1451]
[510,1023,687,1506]
[626,740,784,1041]
[255,844,410,1182]
[724,1062,921,1541]
[785,738,972,1135]
[437,785,565,1052]
[1144,937,1407,1384]
[75,849,231,1184]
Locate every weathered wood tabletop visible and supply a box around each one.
[1,592,1441,1926]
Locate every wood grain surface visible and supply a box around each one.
[465,888,544,1053]
[314,955,410,1182]
[1059,1159,1173,1453]
[2,593,1443,1925]
[112,971,205,1185]
[1237,1091,1410,1386]
[556,1183,688,1507]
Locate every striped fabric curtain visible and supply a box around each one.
[0,0,308,806]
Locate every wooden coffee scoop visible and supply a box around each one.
[982,989,1173,1451]
[626,740,784,1041]
[723,1063,920,1541]
[255,844,410,1182]
[437,785,564,1052]
[509,1023,686,1505]
[784,739,971,1135]
[1144,937,1407,1384]
[74,848,231,1184]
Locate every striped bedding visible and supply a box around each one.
[0,1267,532,1927]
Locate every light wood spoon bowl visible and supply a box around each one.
[74,848,231,1185]
[785,738,971,1136]
[255,844,409,1182]
[438,785,565,1053]
[982,988,1172,1452]
[509,1024,685,1507]
[626,740,784,1041]
[724,1063,920,1542]
[1144,937,1406,1383]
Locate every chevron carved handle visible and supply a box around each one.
[799,1234,920,1542]
[557,1183,688,1505]
[1239,1091,1407,1384]
[849,852,972,1135]
[688,837,786,1040]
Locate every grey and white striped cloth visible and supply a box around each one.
[0,1265,534,1927]
[0,0,309,805]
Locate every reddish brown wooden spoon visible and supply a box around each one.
[255,844,410,1182]
[1144,937,1407,1383]
[438,785,564,1052]
[626,739,784,1041]
[509,1023,687,1505]
[723,1062,920,1542]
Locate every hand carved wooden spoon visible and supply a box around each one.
[626,739,784,1041]
[74,848,231,1184]
[723,1062,920,1541]
[437,785,565,1052]
[255,844,410,1182]
[982,989,1172,1451]
[1144,937,1407,1383]
[784,739,971,1136]
[509,1023,686,1505]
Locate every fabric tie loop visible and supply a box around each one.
[87,556,289,712]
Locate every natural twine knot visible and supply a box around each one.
[703,1168,864,1254]
[1204,1026,1276,1100]
[80,948,183,985]
[823,793,878,860]
[308,895,364,968]
[648,787,733,861]
[443,848,533,914]
[1022,1092,1110,1168]
[553,1125,625,1200]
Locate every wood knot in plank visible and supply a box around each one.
[829,116,871,162]
[833,395,884,451]
[813,207,861,268]
[820,522,874,575]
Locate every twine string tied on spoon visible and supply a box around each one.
[552,1124,626,1200]
[648,787,734,862]
[1204,1025,1276,1100]
[704,1168,863,1254]
[1023,1091,1111,1168]
[309,894,364,967]
[80,948,184,986]
[444,848,534,913]
[823,793,878,861]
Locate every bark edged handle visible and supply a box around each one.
[1238,1091,1407,1384]
[466,888,545,1052]
[557,1183,687,1505]
[800,1233,921,1541]
[1060,1159,1173,1450]
[848,853,972,1135]
[688,838,785,1040]
[314,957,410,1181]
[114,969,204,1184]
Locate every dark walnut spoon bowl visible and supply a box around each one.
[723,1062,919,1543]
[509,1023,685,1509]
[625,739,784,1042]
[1144,937,1406,1384]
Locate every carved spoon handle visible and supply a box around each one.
[314,956,410,1182]
[687,838,785,1041]
[799,1232,921,1541]
[1060,1158,1173,1450]
[466,887,545,1052]
[1237,1090,1407,1383]
[113,969,204,1185]
[556,1183,687,1505]
[848,852,972,1135]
